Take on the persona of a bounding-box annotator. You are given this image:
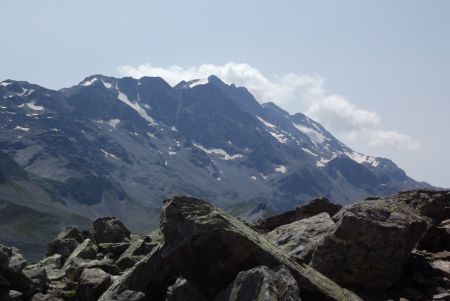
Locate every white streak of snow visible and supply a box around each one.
[26,102,44,111]
[14,126,30,131]
[275,165,287,173]
[82,78,97,86]
[100,149,118,160]
[301,147,318,157]
[117,91,157,125]
[193,143,243,160]
[101,80,112,88]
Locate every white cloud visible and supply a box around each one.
[118,62,419,150]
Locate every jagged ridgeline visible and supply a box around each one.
[0,191,448,301]
[0,75,432,257]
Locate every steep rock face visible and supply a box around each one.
[256,197,341,232]
[264,213,336,263]
[310,198,428,292]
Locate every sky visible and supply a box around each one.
[0,1,449,187]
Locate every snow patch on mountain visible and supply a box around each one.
[108,119,120,129]
[117,91,157,125]
[0,82,11,87]
[101,80,112,89]
[14,126,30,132]
[81,78,98,86]
[193,143,243,160]
[101,149,118,160]
[26,102,44,111]
[302,147,318,157]
[257,116,276,128]
[275,165,287,173]
[345,151,380,167]
[316,157,335,167]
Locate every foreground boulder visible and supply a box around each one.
[264,213,335,263]
[310,197,428,292]
[256,197,342,232]
[217,265,300,301]
[100,196,361,301]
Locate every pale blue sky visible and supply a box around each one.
[1,1,449,187]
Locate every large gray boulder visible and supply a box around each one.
[76,268,111,301]
[256,197,342,232]
[311,198,428,292]
[99,196,361,301]
[265,213,336,263]
[217,265,300,301]
[92,217,131,244]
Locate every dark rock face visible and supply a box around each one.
[310,198,428,292]
[218,265,300,301]
[256,197,342,232]
[264,213,335,263]
[92,217,131,244]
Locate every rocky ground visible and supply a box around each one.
[0,189,448,301]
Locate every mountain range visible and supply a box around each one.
[0,74,431,258]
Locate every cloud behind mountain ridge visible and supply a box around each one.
[118,62,419,151]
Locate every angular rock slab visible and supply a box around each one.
[264,213,335,263]
[311,198,428,292]
[100,196,361,301]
